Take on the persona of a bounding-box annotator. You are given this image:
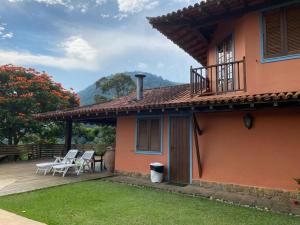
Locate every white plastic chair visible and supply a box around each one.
[35,149,78,175]
[52,150,95,177]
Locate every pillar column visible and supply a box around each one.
[64,119,73,154]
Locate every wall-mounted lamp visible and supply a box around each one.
[243,113,254,129]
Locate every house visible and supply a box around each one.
[36,0,300,213]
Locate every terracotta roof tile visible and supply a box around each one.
[148,0,287,66]
[34,84,300,120]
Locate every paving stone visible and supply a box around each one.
[0,160,113,196]
[0,209,46,225]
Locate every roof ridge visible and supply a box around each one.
[56,84,190,112]
[143,83,189,91]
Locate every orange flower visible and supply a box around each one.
[18,112,25,117]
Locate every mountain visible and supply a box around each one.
[78,72,178,105]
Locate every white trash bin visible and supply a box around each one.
[150,162,164,183]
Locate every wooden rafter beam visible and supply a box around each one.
[189,29,208,43]
[167,25,209,44]
[188,45,208,56]
[168,29,190,42]
[163,26,187,37]
[182,39,203,50]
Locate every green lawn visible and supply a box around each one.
[0,181,299,225]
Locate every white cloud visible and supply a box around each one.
[0,22,14,40]
[77,2,89,13]
[8,0,67,4]
[0,30,182,71]
[117,0,159,13]
[88,30,181,61]
[170,0,200,3]
[8,0,162,14]
[34,0,67,4]
[8,0,72,10]
[0,50,98,70]
[100,14,110,18]
[113,13,128,20]
[7,0,108,13]
[137,62,148,70]
[60,36,97,61]
[0,36,99,70]
[95,0,106,5]
[2,32,14,39]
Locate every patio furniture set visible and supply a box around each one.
[35,149,101,177]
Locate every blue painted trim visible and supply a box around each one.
[135,114,163,155]
[167,116,171,182]
[259,11,265,64]
[168,113,193,184]
[135,150,162,155]
[261,54,300,63]
[189,116,193,184]
[260,1,300,63]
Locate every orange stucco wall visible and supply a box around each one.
[192,109,300,191]
[207,10,300,94]
[115,114,169,176]
[115,110,300,191]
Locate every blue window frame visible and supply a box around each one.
[260,2,300,63]
[135,115,163,155]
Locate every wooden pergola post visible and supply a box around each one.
[64,119,73,154]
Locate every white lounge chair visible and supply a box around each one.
[36,149,78,175]
[52,150,95,177]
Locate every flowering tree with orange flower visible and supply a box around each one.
[0,65,80,145]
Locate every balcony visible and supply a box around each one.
[190,57,246,96]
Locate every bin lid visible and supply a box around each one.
[150,162,163,166]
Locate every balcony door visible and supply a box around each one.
[216,35,234,92]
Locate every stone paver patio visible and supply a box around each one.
[0,209,46,225]
[0,160,112,196]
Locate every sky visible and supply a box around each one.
[0,0,200,91]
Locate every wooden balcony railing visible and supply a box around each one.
[190,57,246,95]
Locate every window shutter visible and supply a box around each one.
[137,119,148,151]
[149,119,161,152]
[264,9,282,58]
[286,5,300,55]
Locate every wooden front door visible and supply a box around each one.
[169,116,190,184]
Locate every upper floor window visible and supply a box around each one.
[216,35,234,92]
[136,117,162,154]
[263,4,300,59]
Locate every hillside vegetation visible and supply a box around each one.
[78,72,177,105]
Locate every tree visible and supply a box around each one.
[94,94,108,103]
[21,122,65,145]
[0,65,80,145]
[72,124,115,146]
[95,73,136,98]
